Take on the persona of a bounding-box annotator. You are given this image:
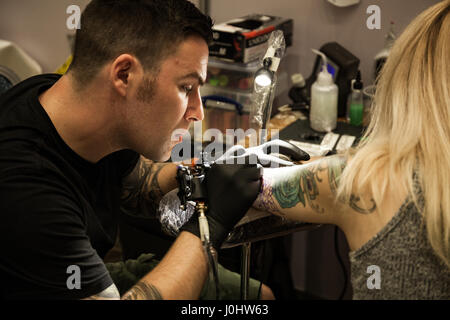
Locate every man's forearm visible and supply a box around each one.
[121,156,178,218]
[121,231,208,300]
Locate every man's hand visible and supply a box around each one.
[181,158,262,250]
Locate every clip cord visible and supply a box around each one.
[197,202,220,299]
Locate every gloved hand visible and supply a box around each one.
[215,139,310,167]
[180,158,262,250]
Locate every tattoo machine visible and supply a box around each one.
[250,30,286,144]
[175,154,220,298]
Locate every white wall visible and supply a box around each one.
[0,0,201,73]
[0,0,90,73]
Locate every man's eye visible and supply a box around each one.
[182,85,193,94]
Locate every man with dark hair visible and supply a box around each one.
[0,0,273,300]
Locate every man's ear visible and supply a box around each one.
[110,54,141,97]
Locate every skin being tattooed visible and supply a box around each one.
[253,173,284,216]
[253,155,376,218]
[272,165,323,213]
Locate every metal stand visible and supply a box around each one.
[240,242,251,300]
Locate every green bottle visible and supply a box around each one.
[349,70,363,126]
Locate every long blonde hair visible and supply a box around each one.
[338,0,450,268]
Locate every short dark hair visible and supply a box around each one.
[68,0,213,86]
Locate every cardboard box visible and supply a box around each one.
[209,14,293,63]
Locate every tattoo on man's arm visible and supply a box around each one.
[121,158,167,218]
[121,282,163,300]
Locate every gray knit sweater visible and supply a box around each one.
[349,192,450,300]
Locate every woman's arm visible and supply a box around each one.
[253,154,375,226]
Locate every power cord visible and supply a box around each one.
[197,202,220,300]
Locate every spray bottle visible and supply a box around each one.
[309,49,339,132]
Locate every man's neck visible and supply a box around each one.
[38,74,124,163]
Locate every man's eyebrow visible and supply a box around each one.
[178,72,205,86]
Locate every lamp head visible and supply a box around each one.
[255,68,273,87]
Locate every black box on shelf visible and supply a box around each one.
[209,14,293,63]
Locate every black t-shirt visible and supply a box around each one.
[0,74,140,299]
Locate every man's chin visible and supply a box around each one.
[141,141,179,162]
[158,144,176,162]
[139,148,170,162]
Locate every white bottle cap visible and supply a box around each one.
[291,73,305,87]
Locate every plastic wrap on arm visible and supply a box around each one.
[158,188,195,237]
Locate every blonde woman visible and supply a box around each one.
[253,0,450,299]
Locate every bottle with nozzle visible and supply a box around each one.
[309,49,339,132]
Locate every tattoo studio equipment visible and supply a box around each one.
[250,30,286,145]
[158,141,312,300]
[288,42,360,118]
[174,156,221,299]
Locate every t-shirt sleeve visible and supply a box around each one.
[112,149,140,179]
[0,170,114,300]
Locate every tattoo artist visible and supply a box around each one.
[0,0,306,300]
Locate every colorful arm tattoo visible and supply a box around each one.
[254,155,376,215]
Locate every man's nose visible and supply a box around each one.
[185,88,204,122]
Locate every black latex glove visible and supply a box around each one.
[180,159,262,250]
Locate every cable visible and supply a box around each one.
[334,225,347,300]
[197,203,220,300]
[205,243,220,299]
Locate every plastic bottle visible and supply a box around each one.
[309,49,339,132]
[349,70,364,126]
